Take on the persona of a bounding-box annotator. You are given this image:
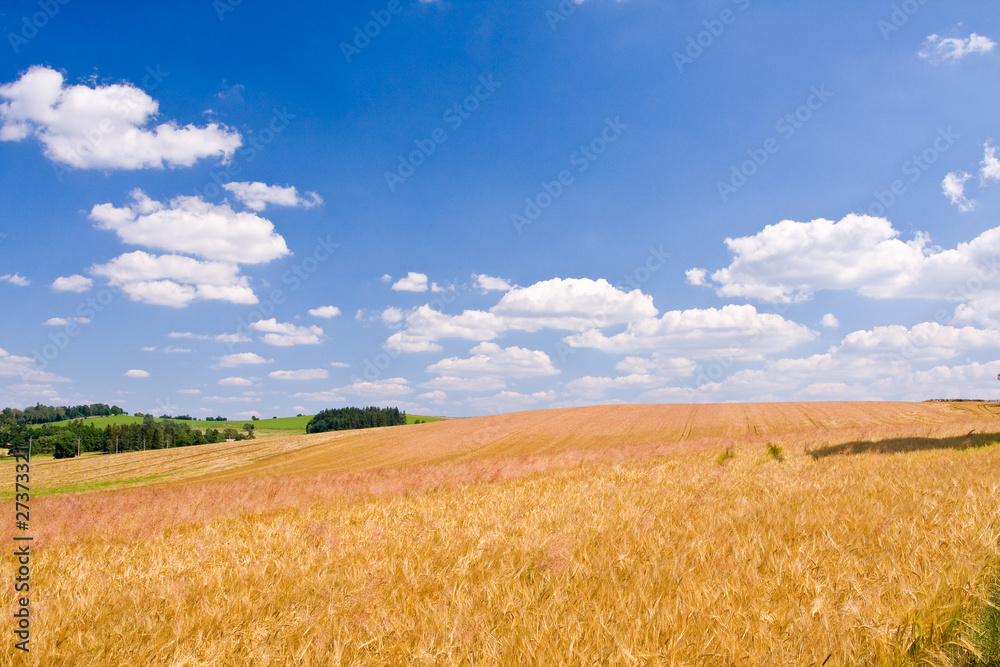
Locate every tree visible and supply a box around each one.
[46,431,78,459]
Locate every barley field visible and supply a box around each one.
[2,402,999,665]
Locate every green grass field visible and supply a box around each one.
[31,413,445,438]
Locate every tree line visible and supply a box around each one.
[1,402,125,425]
[0,417,255,459]
[306,406,406,433]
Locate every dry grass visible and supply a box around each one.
[1,402,1000,665]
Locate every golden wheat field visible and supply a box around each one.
[2,401,1000,665]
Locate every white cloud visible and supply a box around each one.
[392,272,429,292]
[0,273,29,286]
[386,306,505,353]
[343,377,412,397]
[981,142,1000,183]
[422,375,507,392]
[491,278,657,332]
[464,390,557,412]
[0,348,68,382]
[919,33,996,64]
[170,331,250,343]
[288,388,346,403]
[51,274,92,292]
[215,352,273,368]
[177,389,201,395]
[219,376,253,386]
[329,361,350,368]
[293,377,411,403]
[91,250,256,308]
[427,342,559,378]
[685,268,707,286]
[473,274,512,291]
[223,182,322,212]
[614,354,697,378]
[415,390,447,403]
[943,171,975,211]
[696,215,1000,308]
[381,307,404,325]
[124,369,150,378]
[385,277,658,353]
[835,322,1000,362]
[564,304,816,358]
[163,346,189,353]
[43,317,88,326]
[90,189,289,265]
[308,305,341,319]
[821,313,839,328]
[250,318,324,346]
[0,65,241,169]
[269,369,329,381]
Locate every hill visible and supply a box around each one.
[1,401,999,664]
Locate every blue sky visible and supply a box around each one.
[2,0,1000,418]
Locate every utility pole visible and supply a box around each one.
[115,436,119,454]
[77,436,81,458]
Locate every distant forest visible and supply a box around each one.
[306,406,406,433]
[0,416,255,459]
[1,402,125,425]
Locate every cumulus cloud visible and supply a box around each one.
[392,272,429,292]
[222,182,322,211]
[91,251,256,308]
[169,331,250,343]
[218,376,253,386]
[427,342,559,379]
[0,66,240,169]
[981,142,1000,183]
[919,33,996,64]
[308,306,341,319]
[293,377,411,403]
[215,352,272,368]
[464,390,557,412]
[51,274,92,292]
[86,189,290,307]
[695,215,1000,309]
[250,319,324,346]
[473,274,512,291]
[685,268,707,286]
[0,347,68,382]
[385,278,657,353]
[43,317,88,326]
[422,375,507,392]
[563,304,816,358]
[269,369,329,381]
[943,171,975,211]
[0,273,29,286]
[123,369,150,378]
[821,313,839,328]
[90,189,289,265]
[491,278,656,331]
